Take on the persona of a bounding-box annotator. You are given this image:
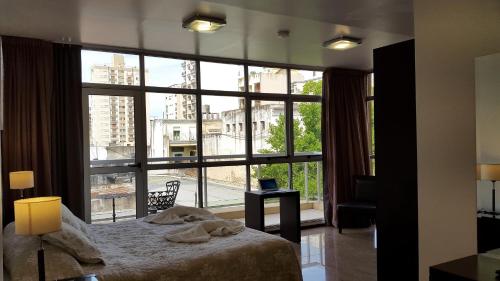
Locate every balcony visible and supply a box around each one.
[90,157,324,226]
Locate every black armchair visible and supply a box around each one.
[148,180,180,214]
[337,175,376,234]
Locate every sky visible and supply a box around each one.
[81,50,318,119]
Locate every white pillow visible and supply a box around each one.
[43,222,105,264]
[61,204,95,241]
[3,222,85,281]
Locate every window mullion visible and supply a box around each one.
[195,60,204,207]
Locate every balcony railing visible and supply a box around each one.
[90,155,323,223]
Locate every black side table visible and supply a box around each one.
[58,274,99,281]
[244,190,300,243]
[430,255,500,281]
[478,215,500,253]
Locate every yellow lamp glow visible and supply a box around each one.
[478,164,500,181]
[9,171,34,190]
[14,196,62,235]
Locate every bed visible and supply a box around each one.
[3,207,303,281]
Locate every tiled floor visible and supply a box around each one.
[294,226,377,281]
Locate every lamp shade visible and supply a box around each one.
[14,197,62,235]
[9,171,34,190]
[478,164,500,181]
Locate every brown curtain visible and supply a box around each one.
[1,36,84,223]
[322,68,370,226]
[51,43,84,219]
[1,37,54,223]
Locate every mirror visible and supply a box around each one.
[476,52,500,253]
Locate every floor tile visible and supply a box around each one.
[296,226,377,281]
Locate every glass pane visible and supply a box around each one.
[291,70,323,95]
[250,163,289,190]
[147,169,198,210]
[248,66,287,94]
[82,50,140,86]
[90,172,136,223]
[293,102,322,155]
[368,100,375,154]
[251,100,286,156]
[88,94,135,167]
[251,163,289,227]
[368,73,375,97]
[202,96,246,161]
[146,92,197,164]
[200,62,244,92]
[292,162,323,201]
[203,166,246,208]
[144,56,197,89]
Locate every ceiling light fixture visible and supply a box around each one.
[323,36,362,51]
[182,14,226,33]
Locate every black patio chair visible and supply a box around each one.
[148,180,180,214]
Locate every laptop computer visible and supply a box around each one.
[258,178,280,192]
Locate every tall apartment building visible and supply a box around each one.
[182,60,196,89]
[164,94,196,120]
[89,54,138,155]
[162,60,197,120]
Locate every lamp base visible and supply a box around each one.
[38,237,45,281]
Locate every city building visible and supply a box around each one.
[90,54,141,86]
[88,54,143,160]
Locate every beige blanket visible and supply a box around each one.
[165,219,245,243]
[143,205,217,224]
[89,220,302,281]
[144,205,245,243]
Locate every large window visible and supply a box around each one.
[291,70,322,95]
[148,169,198,208]
[200,62,244,92]
[202,96,245,161]
[293,102,322,155]
[367,73,375,175]
[146,92,197,164]
[144,57,196,88]
[248,66,287,94]
[82,49,324,223]
[82,50,141,86]
[203,166,246,207]
[252,100,286,157]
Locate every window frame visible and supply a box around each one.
[82,45,325,220]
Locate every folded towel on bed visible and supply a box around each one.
[143,205,217,224]
[165,219,245,243]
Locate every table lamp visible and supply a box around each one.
[14,196,62,281]
[9,170,34,198]
[478,164,500,217]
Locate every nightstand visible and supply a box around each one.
[58,274,98,281]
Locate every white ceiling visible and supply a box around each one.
[0,0,413,69]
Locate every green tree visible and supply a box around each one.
[255,80,323,199]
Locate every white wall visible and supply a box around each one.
[476,53,500,210]
[414,1,500,280]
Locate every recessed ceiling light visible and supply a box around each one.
[182,14,226,33]
[323,36,362,51]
